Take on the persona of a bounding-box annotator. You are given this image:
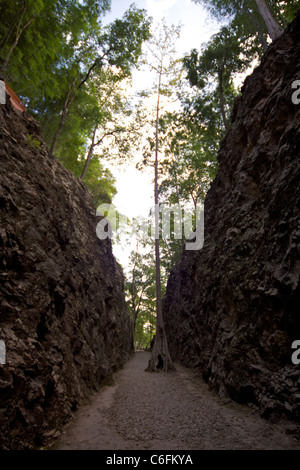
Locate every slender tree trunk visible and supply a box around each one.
[254,0,283,40]
[49,55,105,158]
[218,63,229,132]
[49,101,73,156]
[130,242,139,352]
[246,7,269,51]
[80,125,98,180]
[49,96,75,156]
[131,260,137,333]
[146,68,175,373]
[0,4,35,73]
[0,23,15,49]
[174,170,185,253]
[49,71,79,157]
[80,128,121,179]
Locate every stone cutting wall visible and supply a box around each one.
[0,96,132,449]
[163,13,300,421]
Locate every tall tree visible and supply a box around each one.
[150,53,173,372]
[0,0,36,73]
[159,110,218,208]
[124,234,171,351]
[154,109,218,272]
[253,0,283,39]
[192,0,299,44]
[47,4,151,156]
[184,1,300,164]
[183,24,248,138]
[185,26,245,132]
[0,1,151,169]
[0,0,111,95]
[125,244,157,351]
[141,21,183,373]
[72,67,136,180]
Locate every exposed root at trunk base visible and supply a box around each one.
[145,332,176,373]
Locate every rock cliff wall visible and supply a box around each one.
[163,14,300,420]
[0,97,132,449]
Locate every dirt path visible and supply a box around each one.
[51,352,299,450]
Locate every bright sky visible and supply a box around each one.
[103,0,220,55]
[101,0,223,267]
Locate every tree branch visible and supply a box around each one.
[0,1,35,73]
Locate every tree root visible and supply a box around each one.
[145,331,176,373]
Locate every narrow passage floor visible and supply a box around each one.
[51,351,299,450]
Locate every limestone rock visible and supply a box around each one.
[163,13,300,420]
[0,96,132,449]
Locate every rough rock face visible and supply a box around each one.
[164,14,300,420]
[0,97,132,449]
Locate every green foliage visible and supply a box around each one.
[5,0,299,350]
[80,159,117,206]
[183,24,246,140]
[184,25,252,89]
[0,0,151,208]
[159,111,218,193]
[124,244,170,350]
[101,4,152,75]
[153,110,217,271]
[280,0,300,23]
[25,134,42,149]
[182,1,300,184]
[0,1,111,99]
[134,310,155,350]
[191,1,300,53]
[192,0,300,26]
[57,139,117,207]
[126,20,220,324]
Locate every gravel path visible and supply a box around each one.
[51,351,299,450]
